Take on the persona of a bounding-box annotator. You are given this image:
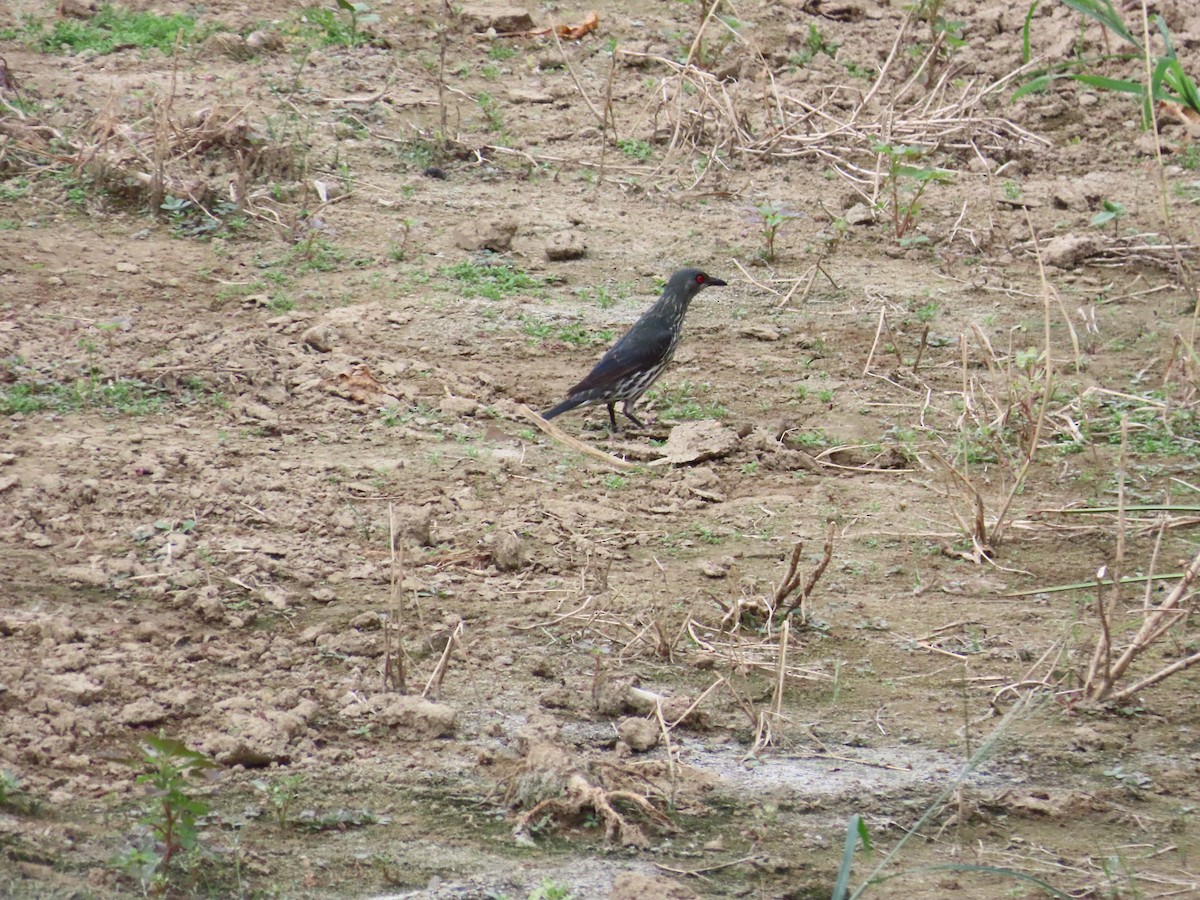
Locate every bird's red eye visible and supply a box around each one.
[695,274,704,284]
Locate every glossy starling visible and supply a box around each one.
[542,268,727,430]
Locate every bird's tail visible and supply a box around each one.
[541,396,586,421]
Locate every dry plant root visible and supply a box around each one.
[512,771,671,848]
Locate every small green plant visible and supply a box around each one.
[872,141,953,239]
[1016,0,1200,126]
[252,774,305,828]
[1089,198,1126,236]
[0,770,37,813]
[0,177,31,201]
[294,5,372,46]
[1002,180,1022,200]
[114,735,217,891]
[440,260,540,300]
[476,92,505,133]
[488,43,516,61]
[602,474,627,490]
[616,138,653,161]
[160,196,246,240]
[529,879,574,900]
[652,380,728,421]
[25,6,209,55]
[334,0,378,43]
[790,23,839,66]
[749,201,801,262]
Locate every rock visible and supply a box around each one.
[391,504,433,547]
[699,559,729,578]
[301,324,334,352]
[545,230,587,261]
[203,32,254,60]
[49,673,104,705]
[119,698,169,726]
[245,30,284,53]
[1042,234,1099,268]
[1051,183,1086,210]
[491,531,526,571]
[439,395,479,416]
[610,873,699,900]
[738,323,782,341]
[453,217,517,252]
[507,88,554,104]
[57,0,96,19]
[844,203,875,225]
[115,261,139,274]
[651,421,740,466]
[617,716,659,752]
[374,696,457,739]
[459,5,534,33]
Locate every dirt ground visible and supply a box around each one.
[2,0,1199,897]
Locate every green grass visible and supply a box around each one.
[652,381,729,421]
[23,5,211,55]
[440,261,541,300]
[0,365,223,417]
[520,317,614,346]
[291,6,373,47]
[616,139,653,161]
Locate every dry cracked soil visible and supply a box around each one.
[1,0,1200,897]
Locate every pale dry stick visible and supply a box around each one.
[654,855,767,878]
[864,307,888,376]
[1094,547,1200,702]
[423,620,464,700]
[510,594,594,631]
[1084,417,1129,694]
[650,699,679,807]
[519,405,637,471]
[1142,519,1167,610]
[853,8,914,122]
[550,22,606,132]
[930,450,988,551]
[383,504,407,693]
[988,210,1056,546]
[682,0,722,70]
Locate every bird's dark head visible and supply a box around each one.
[667,268,728,301]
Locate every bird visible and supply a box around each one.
[542,267,727,431]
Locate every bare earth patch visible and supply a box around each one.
[1,0,1199,898]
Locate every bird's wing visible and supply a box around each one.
[567,325,673,396]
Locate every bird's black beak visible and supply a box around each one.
[707,276,727,287]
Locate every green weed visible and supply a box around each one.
[441,260,541,300]
[872,141,953,240]
[27,5,209,55]
[112,735,217,893]
[616,138,653,161]
[790,23,839,66]
[652,380,729,421]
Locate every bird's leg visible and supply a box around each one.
[620,402,646,429]
[606,402,619,432]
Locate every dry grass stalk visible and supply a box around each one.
[520,404,637,471]
[686,618,831,683]
[383,504,407,693]
[512,770,672,848]
[422,620,464,701]
[772,523,835,621]
[618,23,1046,192]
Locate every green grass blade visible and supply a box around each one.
[1022,0,1041,64]
[831,814,866,900]
[1059,0,1138,49]
[1069,73,1144,96]
[1011,74,1054,101]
